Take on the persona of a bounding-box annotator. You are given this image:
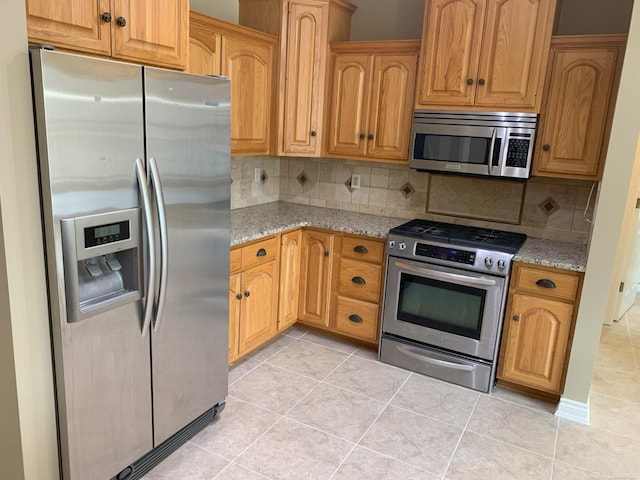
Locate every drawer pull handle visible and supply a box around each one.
[536,279,556,289]
[256,248,267,257]
[349,314,363,323]
[353,245,368,254]
[352,276,366,285]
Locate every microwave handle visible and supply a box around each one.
[488,128,497,176]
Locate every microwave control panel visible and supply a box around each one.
[505,135,532,168]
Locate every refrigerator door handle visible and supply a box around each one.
[149,157,168,332]
[136,158,156,337]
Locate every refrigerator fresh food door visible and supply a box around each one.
[30,49,152,480]
[144,67,231,444]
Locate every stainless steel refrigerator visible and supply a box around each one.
[29,48,230,480]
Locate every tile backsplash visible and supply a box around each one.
[231,156,596,245]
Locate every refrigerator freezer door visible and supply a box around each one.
[30,50,152,480]
[144,68,231,444]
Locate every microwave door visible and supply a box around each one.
[411,124,497,176]
[489,127,507,176]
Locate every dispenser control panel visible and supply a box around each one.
[84,220,130,248]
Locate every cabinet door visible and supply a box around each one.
[229,273,242,364]
[238,261,279,356]
[534,48,617,178]
[222,36,274,155]
[187,26,222,76]
[368,54,417,160]
[475,0,553,109]
[499,294,574,393]
[278,230,302,331]
[111,0,188,69]
[299,230,334,327]
[416,0,485,107]
[26,0,111,55]
[282,2,328,155]
[327,54,371,157]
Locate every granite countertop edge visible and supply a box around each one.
[231,202,588,273]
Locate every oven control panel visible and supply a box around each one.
[415,243,475,265]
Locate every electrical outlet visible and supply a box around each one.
[254,167,261,183]
[351,173,361,189]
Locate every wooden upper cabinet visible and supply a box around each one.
[327,41,419,162]
[187,12,277,156]
[26,0,189,69]
[533,35,626,180]
[26,0,112,55]
[111,0,188,69]
[416,0,556,111]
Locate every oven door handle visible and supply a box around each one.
[396,345,474,372]
[394,261,497,287]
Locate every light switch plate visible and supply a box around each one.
[254,167,261,183]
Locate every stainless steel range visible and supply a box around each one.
[379,219,527,393]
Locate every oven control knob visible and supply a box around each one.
[497,259,506,269]
[388,240,395,249]
[398,242,407,251]
[484,257,493,267]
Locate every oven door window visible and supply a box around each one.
[397,272,486,340]
[413,134,501,166]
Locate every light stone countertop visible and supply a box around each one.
[231,202,589,272]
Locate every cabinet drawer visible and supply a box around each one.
[337,258,382,303]
[514,265,580,302]
[242,236,278,269]
[341,236,384,263]
[230,248,242,274]
[335,296,379,342]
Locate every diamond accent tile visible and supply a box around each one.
[539,197,559,216]
[260,171,268,184]
[297,171,309,186]
[400,182,415,199]
[344,178,354,193]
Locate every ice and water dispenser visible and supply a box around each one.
[61,209,141,323]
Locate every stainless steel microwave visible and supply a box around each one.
[410,110,538,179]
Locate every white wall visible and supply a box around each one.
[349,0,424,40]
[0,0,59,478]
[556,0,634,34]
[190,0,239,23]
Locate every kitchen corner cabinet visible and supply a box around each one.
[26,0,189,69]
[278,230,302,331]
[229,237,280,363]
[188,13,277,156]
[532,35,626,180]
[327,41,419,163]
[239,0,356,157]
[497,262,583,396]
[298,229,336,328]
[415,0,556,111]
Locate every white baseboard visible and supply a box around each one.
[555,397,590,425]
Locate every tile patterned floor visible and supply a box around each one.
[142,304,640,480]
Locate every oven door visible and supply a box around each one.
[410,123,506,176]
[382,256,507,361]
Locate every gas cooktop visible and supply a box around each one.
[389,219,527,254]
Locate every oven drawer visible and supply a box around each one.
[335,296,379,342]
[513,265,579,302]
[341,236,385,263]
[380,335,494,393]
[337,258,382,303]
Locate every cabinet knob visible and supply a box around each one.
[310,131,317,137]
[478,78,486,86]
[348,314,363,323]
[359,133,365,140]
[116,16,127,27]
[256,248,267,257]
[324,251,329,257]
[367,134,374,140]
[542,144,551,152]
[466,78,474,85]
[235,293,243,300]
[244,290,250,297]
[536,278,557,289]
[101,12,112,23]
[353,245,368,254]
[352,276,366,285]
[512,314,520,322]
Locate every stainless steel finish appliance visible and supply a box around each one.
[410,110,537,179]
[30,48,230,480]
[379,219,527,392]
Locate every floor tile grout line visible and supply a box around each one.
[488,391,558,416]
[440,392,481,479]
[228,336,302,386]
[210,461,272,480]
[327,371,414,480]
[551,406,561,480]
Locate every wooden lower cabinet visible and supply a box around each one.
[497,262,583,396]
[334,296,379,343]
[229,272,242,364]
[278,230,302,331]
[298,230,336,328]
